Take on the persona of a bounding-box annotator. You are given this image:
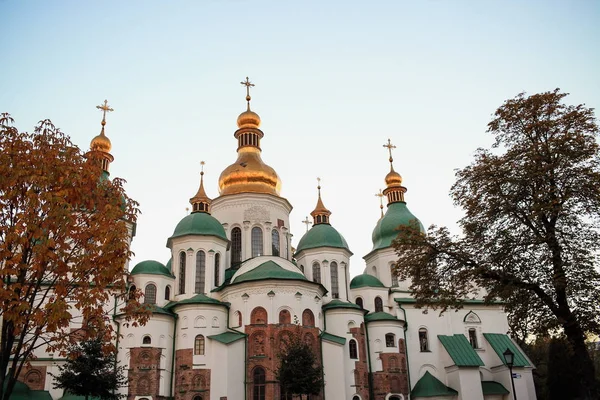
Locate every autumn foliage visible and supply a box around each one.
[0,114,147,400]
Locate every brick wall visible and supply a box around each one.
[174,348,211,400]
[350,325,370,400]
[128,347,163,400]
[18,366,47,391]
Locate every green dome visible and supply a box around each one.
[350,273,385,289]
[233,260,307,284]
[364,311,398,322]
[168,212,227,244]
[166,258,172,272]
[371,202,424,251]
[131,260,174,278]
[322,299,363,311]
[295,224,351,254]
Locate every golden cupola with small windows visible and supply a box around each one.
[218,77,282,197]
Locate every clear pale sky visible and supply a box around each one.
[2,1,599,277]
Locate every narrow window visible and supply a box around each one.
[282,233,288,259]
[178,252,186,294]
[349,339,358,359]
[302,309,315,326]
[164,285,171,300]
[253,367,266,400]
[251,227,263,257]
[468,328,478,349]
[374,296,383,312]
[214,253,220,286]
[142,335,151,345]
[419,328,429,352]
[390,264,399,287]
[312,262,321,284]
[195,251,206,294]
[144,284,157,305]
[385,333,396,347]
[194,335,205,355]
[330,261,339,299]
[355,297,363,309]
[231,227,242,267]
[279,309,291,324]
[271,229,280,256]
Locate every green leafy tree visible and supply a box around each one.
[393,89,600,399]
[51,338,128,400]
[276,328,324,399]
[0,114,148,400]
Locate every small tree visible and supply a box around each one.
[0,114,148,400]
[52,338,127,400]
[276,328,324,399]
[393,89,600,399]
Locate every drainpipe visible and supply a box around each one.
[226,305,248,400]
[112,296,120,398]
[398,304,411,398]
[169,314,179,400]
[364,316,375,400]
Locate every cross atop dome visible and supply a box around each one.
[240,77,255,111]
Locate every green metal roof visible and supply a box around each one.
[437,335,484,367]
[481,381,509,395]
[364,311,398,322]
[411,371,458,398]
[208,331,246,344]
[168,212,227,245]
[131,260,174,278]
[3,381,53,400]
[350,273,385,289]
[395,297,505,305]
[320,332,346,345]
[371,202,424,252]
[295,223,351,254]
[322,299,363,311]
[149,304,176,316]
[483,333,531,367]
[165,258,172,272]
[232,260,307,284]
[165,293,228,309]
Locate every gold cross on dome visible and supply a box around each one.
[383,138,396,163]
[375,189,384,217]
[96,100,114,124]
[200,160,205,174]
[302,216,312,232]
[240,77,255,106]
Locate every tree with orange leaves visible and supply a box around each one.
[0,113,148,400]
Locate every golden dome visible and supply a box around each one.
[218,147,281,196]
[90,130,112,152]
[385,166,403,187]
[237,109,261,129]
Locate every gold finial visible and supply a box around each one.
[375,189,384,218]
[240,77,255,111]
[96,99,114,128]
[317,177,321,194]
[383,138,396,164]
[200,160,205,176]
[302,216,312,232]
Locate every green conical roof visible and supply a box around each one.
[364,311,398,322]
[349,273,385,289]
[165,293,227,308]
[168,212,227,245]
[411,371,458,398]
[233,260,307,284]
[371,201,424,252]
[131,260,174,278]
[295,224,351,254]
[322,299,363,311]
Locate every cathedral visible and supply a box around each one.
[22,80,537,400]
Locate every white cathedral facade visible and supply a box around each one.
[22,85,537,400]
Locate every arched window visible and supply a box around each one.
[312,262,321,284]
[234,311,242,327]
[330,261,339,299]
[193,396,203,400]
[349,339,358,359]
[386,333,396,347]
[419,328,429,352]
[142,335,151,345]
[468,328,479,349]
[302,309,315,326]
[353,397,360,400]
[144,284,156,304]
[251,227,263,257]
[279,309,291,324]
[253,367,266,400]
[391,264,399,287]
[251,307,268,325]
[214,253,220,286]
[355,297,363,309]
[231,227,242,267]
[195,251,206,294]
[128,285,136,300]
[271,229,280,256]
[164,285,171,300]
[178,252,186,294]
[194,335,205,355]
[374,296,383,312]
